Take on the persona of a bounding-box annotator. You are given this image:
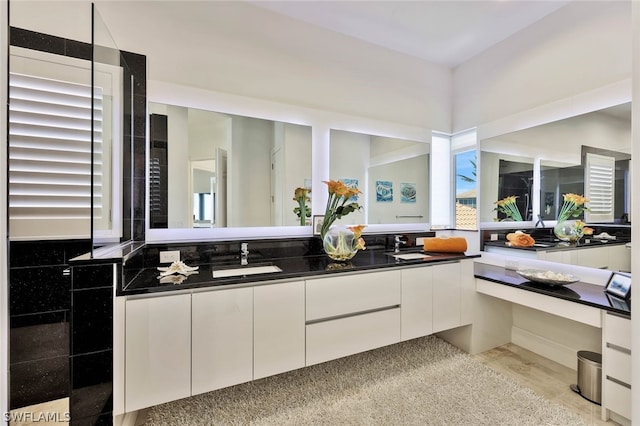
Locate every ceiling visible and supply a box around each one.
[248,0,572,67]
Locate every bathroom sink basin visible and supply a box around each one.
[388,252,432,260]
[212,264,282,278]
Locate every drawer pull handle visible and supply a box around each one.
[606,342,631,354]
[606,376,631,389]
[306,305,400,325]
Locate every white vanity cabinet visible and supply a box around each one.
[432,262,463,333]
[401,267,433,341]
[191,287,253,395]
[602,312,631,422]
[254,281,305,379]
[305,270,402,366]
[125,293,191,412]
[536,244,630,271]
[121,259,475,414]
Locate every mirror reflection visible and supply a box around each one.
[480,103,631,224]
[479,151,534,223]
[329,129,430,225]
[149,103,312,228]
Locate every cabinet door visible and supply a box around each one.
[607,244,631,272]
[306,307,401,366]
[575,247,608,269]
[125,294,191,412]
[192,287,253,395]
[401,267,433,341]
[254,281,305,379]
[306,270,401,321]
[432,262,461,333]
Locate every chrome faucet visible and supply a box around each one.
[240,242,249,265]
[394,235,406,253]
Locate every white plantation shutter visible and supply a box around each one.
[9,72,103,237]
[584,153,615,223]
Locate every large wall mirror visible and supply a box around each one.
[480,102,631,225]
[330,129,430,226]
[148,102,312,229]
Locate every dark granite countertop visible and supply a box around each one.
[474,262,630,317]
[120,250,479,296]
[483,238,629,252]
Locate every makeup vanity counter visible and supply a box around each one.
[471,256,631,424]
[473,262,630,316]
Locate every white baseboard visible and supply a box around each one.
[511,326,579,370]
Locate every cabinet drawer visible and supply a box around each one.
[605,377,631,420]
[306,270,401,321]
[306,307,401,365]
[605,313,631,349]
[605,346,631,385]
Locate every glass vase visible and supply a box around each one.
[554,220,584,244]
[322,225,358,261]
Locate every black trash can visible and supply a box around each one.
[570,350,602,405]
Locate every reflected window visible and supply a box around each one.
[454,150,477,229]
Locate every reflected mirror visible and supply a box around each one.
[149,103,312,228]
[329,129,430,225]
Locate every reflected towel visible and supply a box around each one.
[506,232,535,247]
[423,237,467,253]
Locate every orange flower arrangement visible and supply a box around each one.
[320,180,363,238]
[558,193,589,221]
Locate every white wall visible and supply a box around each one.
[283,124,313,227]
[10,0,451,131]
[368,155,429,225]
[454,1,631,133]
[230,116,273,227]
[329,130,369,226]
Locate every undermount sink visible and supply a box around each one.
[212,264,282,278]
[388,252,432,260]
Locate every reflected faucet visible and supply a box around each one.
[394,235,406,253]
[240,242,249,265]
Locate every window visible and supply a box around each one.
[9,72,101,239]
[8,47,120,240]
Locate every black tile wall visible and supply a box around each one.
[70,350,113,420]
[8,239,90,410]
[70,263,114,425]
[10,355,70,409]
[71,288,113,354]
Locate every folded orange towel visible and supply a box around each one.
[423,237,467,253]
[506,232,535,247]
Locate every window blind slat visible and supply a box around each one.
[9,72,103,222]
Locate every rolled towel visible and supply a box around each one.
[423,236,467,253]
[506,232,535,247]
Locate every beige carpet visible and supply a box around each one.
[145,336,587,425]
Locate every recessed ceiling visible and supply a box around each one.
[249,0,572,67]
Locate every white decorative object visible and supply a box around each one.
[157,261,199,277]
